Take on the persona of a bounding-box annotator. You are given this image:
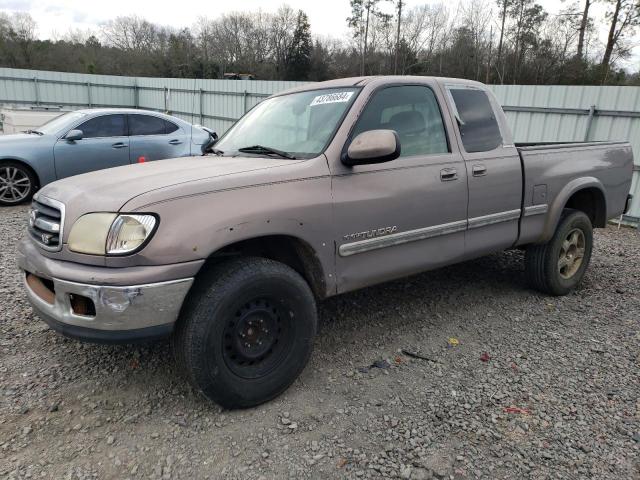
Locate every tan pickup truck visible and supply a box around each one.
[18,76,634,408]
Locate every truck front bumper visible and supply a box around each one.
[17,239,197,344]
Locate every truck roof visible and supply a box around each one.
[275,76,486,97]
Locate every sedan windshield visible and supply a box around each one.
[215,88,360,159]
[37,111,86,135]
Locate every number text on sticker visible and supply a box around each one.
[310,91,354,106]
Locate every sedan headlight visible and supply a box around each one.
[68,213,157,255]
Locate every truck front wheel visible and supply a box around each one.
[525,209,593,296]
[172,257,317,408]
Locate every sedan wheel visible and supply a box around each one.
[0,163,36,205]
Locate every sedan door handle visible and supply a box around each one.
[472,164,487,176]
[111,142,128,149]
[168,139,183,145]
[440,168,458,181]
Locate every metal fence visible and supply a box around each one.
[489,84,640,224]
[0,68,638,222]
[0,67,308,134]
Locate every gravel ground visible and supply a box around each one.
[1,204,639,480]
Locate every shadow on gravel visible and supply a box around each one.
[38,249,532,400]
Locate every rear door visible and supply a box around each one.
[444,85,522,258]
[53,114,129,179]
[331,83,468,293]
[128,114,190,163]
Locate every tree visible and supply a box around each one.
[271,6,298,78]
[508,0,548,83]
[576,0,593,59]
[601,0,640,79]
[347,0,366,74]
[495,0,514,83]
[286,11,312,80]
[101,16,158,52]
[5,12,37,67]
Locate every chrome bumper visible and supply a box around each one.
[22,273,193,332]
[17,237,198,342]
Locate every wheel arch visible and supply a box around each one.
[0,157,41,189]
[199,234,329,299]
[541,177,606,242]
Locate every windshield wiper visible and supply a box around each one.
[24,129,44,135]
[237,145,296,160]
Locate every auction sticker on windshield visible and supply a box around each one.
[310,91,354,106]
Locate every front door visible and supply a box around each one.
[445,85,522,258]
[54,114,130,179]
[331,84,468,293]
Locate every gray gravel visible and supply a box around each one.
[1,204,639,479]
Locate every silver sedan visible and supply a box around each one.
[0,108,214,205]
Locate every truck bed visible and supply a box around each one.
[515,140,633,246]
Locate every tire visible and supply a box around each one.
[525,209,593,296]
[0,161,37,206]
[172,257,317,409]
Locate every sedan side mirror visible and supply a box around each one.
[343,129,401,167]
[65,129,83,141]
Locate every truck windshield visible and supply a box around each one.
[215,88,360,159]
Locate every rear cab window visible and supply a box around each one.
[446,87,502,153]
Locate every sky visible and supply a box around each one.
[0,0,638,69]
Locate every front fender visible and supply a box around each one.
[0,141,57,186]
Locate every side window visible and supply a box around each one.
[129,115,166,136]
[165,120,179,134]
[77,115,126,138]
[448,88,502,153]
[351,85,449,157]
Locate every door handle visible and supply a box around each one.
[168,139,183,145]
[440,168,458,181]
[111,142,128,149]
[472,164,487,176]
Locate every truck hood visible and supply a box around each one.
[39,155,301,224]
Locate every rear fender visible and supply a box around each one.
[540,177,605,242]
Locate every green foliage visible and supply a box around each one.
[286,11,312,80]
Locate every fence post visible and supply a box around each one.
[33,77,40,106]
[133,80,139,109]
[584,104,596,141]
[243,90,248,113]
[199,88,204,125]
[164,87,169,113]
[87,82,92,107]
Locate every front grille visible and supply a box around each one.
[28,196,64,251]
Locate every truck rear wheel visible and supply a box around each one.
[172,257,317,408]
[525,209,593,296]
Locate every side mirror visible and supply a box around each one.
[343,129,401,167]
[65,129,83,141]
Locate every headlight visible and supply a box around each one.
[68,213,157,255]
[106,214,157,254]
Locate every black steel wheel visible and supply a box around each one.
[173,257,317,409]
[222,297,294,379]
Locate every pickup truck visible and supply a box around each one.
[18,76,634,408]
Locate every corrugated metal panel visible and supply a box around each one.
[0,67,308,133]
[489,84,640,221]
[1,69,638,220]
